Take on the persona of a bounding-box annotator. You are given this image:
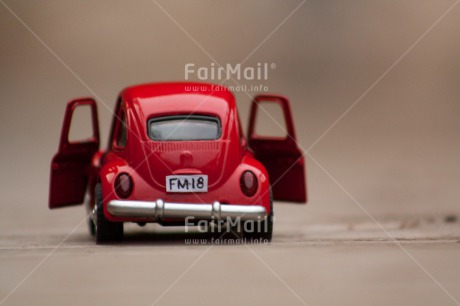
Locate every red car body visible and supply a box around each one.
[49,82,306,243]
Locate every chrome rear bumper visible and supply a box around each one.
[107,200,267,221]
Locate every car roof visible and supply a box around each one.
[120,82,237,121]
[121,82,233,104]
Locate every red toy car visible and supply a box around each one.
[49,82,306,243]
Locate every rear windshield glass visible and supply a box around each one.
[148,115,221,141]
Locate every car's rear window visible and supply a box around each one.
[148,115,221,141]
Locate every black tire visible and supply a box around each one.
[88,215,96,236]
[86,194,96,236]
[85,189,96,236]
[95,183,123,244]
[244,188,273,242]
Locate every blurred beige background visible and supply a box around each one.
[1,1,460,305]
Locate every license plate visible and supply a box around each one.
[166,175,208,193]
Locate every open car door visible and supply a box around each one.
[49,98,99,209]
[248,94,307,203]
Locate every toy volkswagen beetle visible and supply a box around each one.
[49,82,306,243]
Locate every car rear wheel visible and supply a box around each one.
[244,187,273,242]
[86,194,95,236]
[95,183,123,244]
[88,215,96,236]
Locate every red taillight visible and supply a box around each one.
[115,173,133,199]
[240,171,258,197]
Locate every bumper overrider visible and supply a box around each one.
[107,200,267,222]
